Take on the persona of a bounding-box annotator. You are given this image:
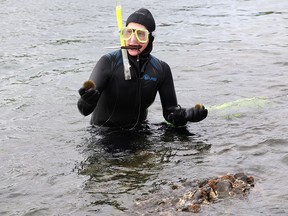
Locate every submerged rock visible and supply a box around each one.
[176,173,254,212]
[132,172,255,214]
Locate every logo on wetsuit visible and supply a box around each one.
[143,74,157,82]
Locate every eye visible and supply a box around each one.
[126,29,133,34]
[122,28,133,39]
[137,30,147,40]
[138,31,145,38]
[125,29,133,35]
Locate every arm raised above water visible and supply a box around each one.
[77,54,113,116]
[158,62,208,126]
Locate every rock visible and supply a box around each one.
[176,173,255,212]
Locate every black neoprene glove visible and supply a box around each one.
[77,87,100,116]
[167,108,188,127]
[167,105,208,127]
[78,87,100,105]
[185,105,208,122]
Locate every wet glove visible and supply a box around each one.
[167,104,208,127]
[78,87,100,106]
[185,104,208,122]
[77,84,100,116]
[167,108,188,127]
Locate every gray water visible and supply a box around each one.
[1,0,288,215]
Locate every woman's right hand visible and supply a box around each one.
[78,87,100,106]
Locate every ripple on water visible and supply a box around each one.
[281,154,288,166]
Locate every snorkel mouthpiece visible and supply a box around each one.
[121,45,142,50]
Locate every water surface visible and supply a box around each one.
[1,0,288,215]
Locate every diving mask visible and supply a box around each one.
[121,27,149,43]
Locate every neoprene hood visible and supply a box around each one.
[126,8,156,32]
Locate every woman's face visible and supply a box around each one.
[125,23,149,56]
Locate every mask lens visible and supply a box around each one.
[135,29,148,43]
[122,28,133,40]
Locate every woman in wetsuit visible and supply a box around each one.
[77,8,208,129]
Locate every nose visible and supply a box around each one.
[130,33,138,43]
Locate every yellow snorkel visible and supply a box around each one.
[116,0,131,80]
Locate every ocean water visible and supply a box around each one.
[1,0,288,215]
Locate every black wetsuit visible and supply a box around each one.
[78,50,180,128]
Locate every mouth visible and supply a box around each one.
[121,45,142,50]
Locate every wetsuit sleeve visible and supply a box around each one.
[158,62,181,122]
[77,54,112,116]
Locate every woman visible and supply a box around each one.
[77,8,208,129]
